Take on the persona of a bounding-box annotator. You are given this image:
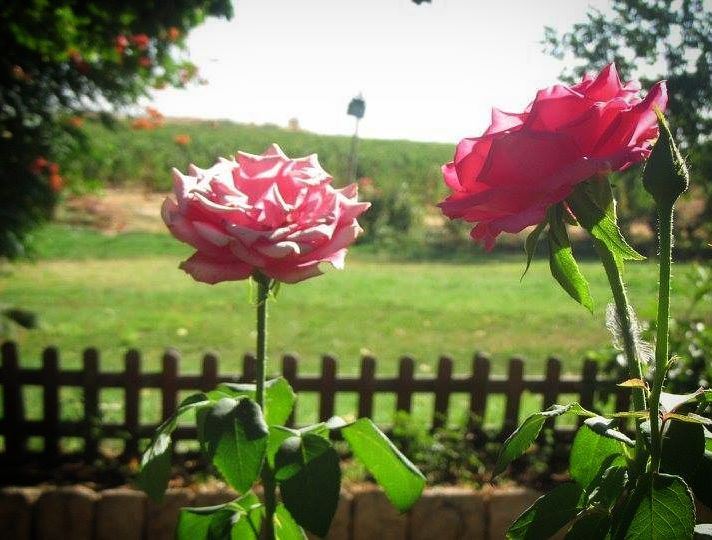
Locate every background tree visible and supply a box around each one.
[0,1,233,258]
[544,0,712,251]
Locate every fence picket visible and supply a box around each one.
[200,353,218,392]
[282,354,298,427]
[433,357,452,429]
[396,357,415,413]
[469,354,490,433]
[123,350,141,457]
[358,356,376,418]
[501,358,524,439]
[161,350,179,422]
[319,356,336,421]
[82,348,99,460]
[41,347,60,460]
[1,342,24,462]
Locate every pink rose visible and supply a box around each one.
[439,64,667,249]
[162,144,370,284]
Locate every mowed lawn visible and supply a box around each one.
[3,226,704,376]
[2,225,707,428]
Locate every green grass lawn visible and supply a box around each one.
[2,225,707,430]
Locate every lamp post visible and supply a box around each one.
[346,93,365,185]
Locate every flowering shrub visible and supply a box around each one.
[139,145,423,539]
[441,66,710,538]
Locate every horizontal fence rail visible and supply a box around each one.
[0,341,630,467]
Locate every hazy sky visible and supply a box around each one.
[150,0,611,143]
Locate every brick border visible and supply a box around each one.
[1,484,710,539]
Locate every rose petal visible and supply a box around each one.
[179,252,252,284]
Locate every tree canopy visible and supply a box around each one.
[0,0,233,258]
[544,0,712,148]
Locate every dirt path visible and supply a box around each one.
[58,189,169,233]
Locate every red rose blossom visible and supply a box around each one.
[439,64,667,249]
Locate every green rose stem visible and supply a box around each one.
[641,109,689,473]
[595,241,647,414]
[595,241,649,474]
[648,205,673,473]
[253,272,277,540]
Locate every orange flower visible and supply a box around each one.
[174,134,191,146]
[29,156,48,174]
[48,162,60,175]
[167,27,181,42]
[130,34,150,51]
[11,65,27,81]
[67,116,84,128]
[146,106,163,119]
[115,35,129,55]
[139,56,152,68]
[131,117,152,130]
[49,174,64,192]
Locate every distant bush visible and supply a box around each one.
[59,119,453,204]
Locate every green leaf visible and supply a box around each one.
[341,418,425,511]
[661,419,705,478]
[567,179,644,264]
[506,482,584,539]
[207,508,238,540]
[274,504,307,540]
[522,221,546,279]
[209,378,296,426]
[548,205,593,312]
[232,491,264,539]
[705,428,712,452]
[688,451,712,509]
[614,472,695,540]
[137,433,172,502]
[494,403,596,477]
[137,392,210,502]
[570,424,626,490]
[565,511,611,540]
[203,398,268,493]
[583,416,635,447]
[279,433,341,537]
[2,308,37,329]
[588,466,627,510]
[209,383,255,401]
[665,412,712,425]
[274,436,305,481]
[264,377,296,426]
[176,494,263,540]
[267,426,298,468]
[177,504,230,540]
[660,391,704,413]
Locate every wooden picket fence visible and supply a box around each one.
[0,341,630,466]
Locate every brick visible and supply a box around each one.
[487,486,540,540]
[0,487,40,540]
[192,487,238,507]
[410,486,485,540]
[146,488,194,540]
[352,486,406,540]
[35,485,98,540]
[95,488,147,540]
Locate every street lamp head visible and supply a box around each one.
[347,94,365,119]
